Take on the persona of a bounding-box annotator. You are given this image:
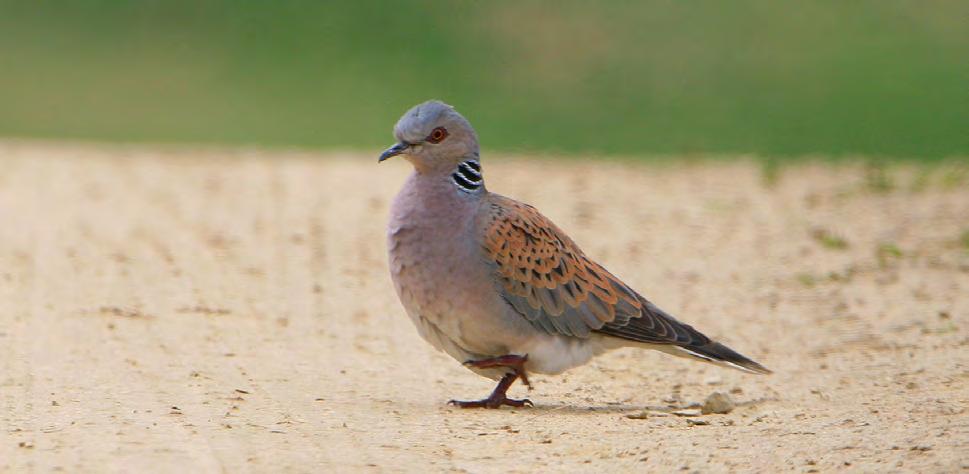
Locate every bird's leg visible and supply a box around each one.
[447,354,533,409]
[463,354,531,388]
[447,372,533,409]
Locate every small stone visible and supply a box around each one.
[686,419,709,426]
[701,392,736,414]
[672,409,702,417]
[627,410,670,420]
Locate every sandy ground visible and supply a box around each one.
[0,142,967,473]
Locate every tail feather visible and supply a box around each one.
[672,342,772,374]
[591,293,770,374]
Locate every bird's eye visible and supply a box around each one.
[426,127,449,144]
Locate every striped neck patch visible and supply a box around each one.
[452,159,482,193]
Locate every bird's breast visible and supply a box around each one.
[388,218,477,319]
[386,185,485,321]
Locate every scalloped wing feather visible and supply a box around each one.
[481,195,709,345]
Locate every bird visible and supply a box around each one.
[379,100,770,409]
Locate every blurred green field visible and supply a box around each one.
[0,1,966,159]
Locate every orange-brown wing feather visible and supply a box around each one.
[481,195,709,345]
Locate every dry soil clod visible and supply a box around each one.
[701,392,736,415]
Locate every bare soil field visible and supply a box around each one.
[1,142,967,473]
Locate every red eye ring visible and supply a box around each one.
[426,127,448,144]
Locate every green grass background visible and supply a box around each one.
[1,1,966,159]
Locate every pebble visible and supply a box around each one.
[626,411,671,420]
[702,392,736,415]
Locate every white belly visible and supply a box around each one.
[517,334,614,375]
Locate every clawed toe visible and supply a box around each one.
[447,399,489,409]
[505,398,533,408]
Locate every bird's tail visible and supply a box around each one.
[666,341,772,374]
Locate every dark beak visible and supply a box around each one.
[378,142,410,162]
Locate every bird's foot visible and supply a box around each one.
[447,396,533,409]
[446,371,533,409]
[463,354,531,389]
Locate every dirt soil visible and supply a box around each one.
[1,142,967,473]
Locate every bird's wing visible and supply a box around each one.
[480,194,771,374]
[480,194,707,344]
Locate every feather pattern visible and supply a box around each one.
[479,194,770,374]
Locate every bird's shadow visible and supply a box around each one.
[521,403,671,416]
[476,396,779,416]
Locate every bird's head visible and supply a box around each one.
[378,100,479,173]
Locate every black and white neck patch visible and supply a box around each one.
[452,159,482,192]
